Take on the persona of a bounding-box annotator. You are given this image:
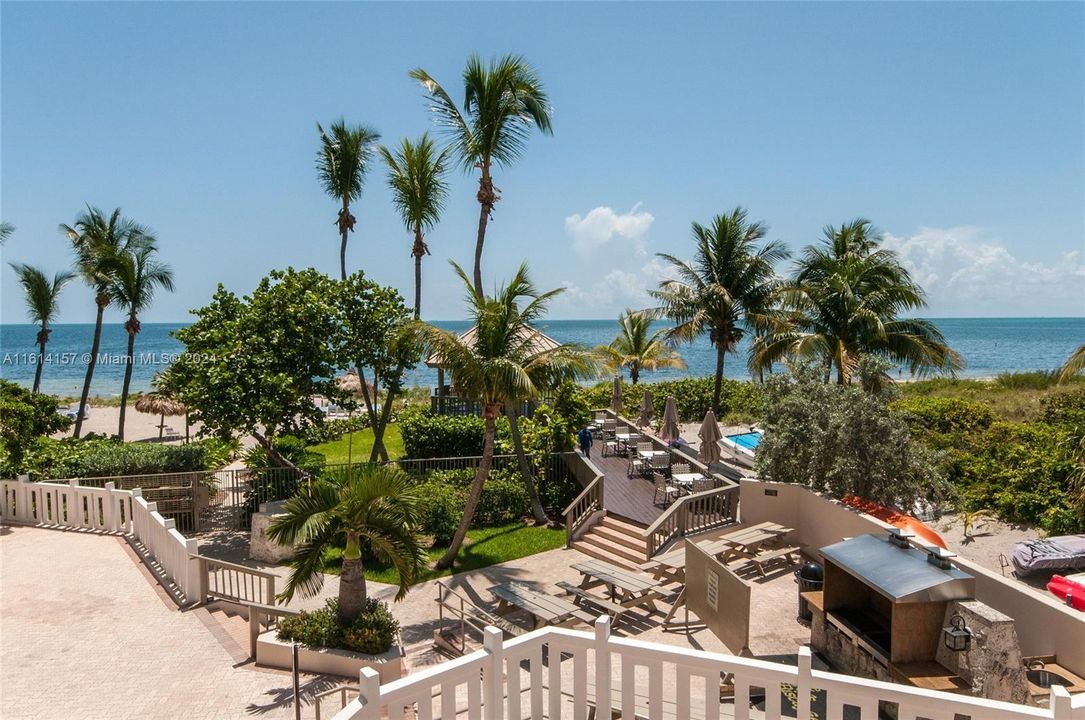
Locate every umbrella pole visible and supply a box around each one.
[159,413,165,439]
[185,412,190,444]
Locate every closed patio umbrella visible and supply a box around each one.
[660,396,680,443]
[698,410,723,464]
[637,389,654,428]
[610,376,623,414]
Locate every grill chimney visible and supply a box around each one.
[926,546,958,570]
[887,527,915,549]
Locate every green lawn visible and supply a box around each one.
[310,522,567,585]
[308,424,404,463]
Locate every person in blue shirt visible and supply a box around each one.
[577,426,593,458]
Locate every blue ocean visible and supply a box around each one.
[1,318,1082,397]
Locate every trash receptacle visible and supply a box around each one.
[795,562,824,623]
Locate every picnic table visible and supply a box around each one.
[489,582,592,629]
[640,521,794,583]
[558,560,666,626]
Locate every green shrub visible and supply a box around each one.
[414,479,462,546]
[17,437,211,480]
[0,381,73,475]
[994,370,1062,391]
[192,437,240,469]
[1040,389,1085,427]
[277,598,398,655]
[475,470,531,525]
[400,408,488,458]
[893,396,996,434]
[299,416,371,445]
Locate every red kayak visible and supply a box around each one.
[1047,575,1085,611]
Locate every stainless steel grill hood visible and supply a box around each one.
[820,533,975,603]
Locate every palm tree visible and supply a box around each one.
[0,221,14,244]
[316,119,380,281]
[110,243,174,440]
[410,54,553,295]
[596,309,686,384]
[753,219,963,385]
[61,206,155,437]
[266,465,426,625]
[421,262,595,568]
[1059,344,1085,383]
[651,208,790,413]
[9,264,75,393]
[378,133,451,319]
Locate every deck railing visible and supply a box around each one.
[333,616,1083,720]
[130,491,202,601]
[1,475,133,533]
[197,555,278,607]
[563,474,605,548]
[643,484,740,559]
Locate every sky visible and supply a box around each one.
[1,1,1083,324]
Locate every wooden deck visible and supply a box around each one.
[589,450,665,527]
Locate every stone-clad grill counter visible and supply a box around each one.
[807,530,976,686]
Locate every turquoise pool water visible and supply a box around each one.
[727,431,762,450]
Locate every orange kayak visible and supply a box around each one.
[841,496,948,549]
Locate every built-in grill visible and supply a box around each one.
[816,532,975,667]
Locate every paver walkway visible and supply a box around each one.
[0,524,337,720]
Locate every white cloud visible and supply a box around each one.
[884,227,1085,316]
[564,203,655,257]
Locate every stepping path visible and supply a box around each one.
[0,524,337,720]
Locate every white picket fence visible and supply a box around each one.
[335,618,1085,720]
[1,476,201,603]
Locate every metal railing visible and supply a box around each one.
[332,616,1085,720]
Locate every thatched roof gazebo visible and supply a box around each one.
[135,392,187,440]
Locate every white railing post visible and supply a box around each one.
[594,616,612,719]
[483,626,505,720]
[796,646,812,720]
[357,666,381,720]
[16,474,30,522]
[1051,685,1071,720]
[183,539,201,604]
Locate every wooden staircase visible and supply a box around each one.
[571,515,648,570]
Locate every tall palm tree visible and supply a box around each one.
[1059,344,1085,383]
[421,262,595,568]
[596,309,686,384]
[378,133,451,319]
[0,221,14,244]
[651,208,790,413]
[410,54,553,295]
[267,465,426,625]
[753,219,963,385]
[110,242,174,440]
[9,263,75,393]
[316,119,380,281]
[61,206,155,437]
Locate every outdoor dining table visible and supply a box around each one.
[570,559,665,610]
[488,582,586,629]
[670,472,707,492]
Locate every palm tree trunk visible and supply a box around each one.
[338,531,368,625]
[73,299,107,437]
[506,406,548,524]
[712,343,726,414]
[472,169,495,296]
[437,410,496,569]
[630,363,640,385]
[117,322,137,440]
[339,198,350,281]
[32,327,46,394]
[413,228,424,320]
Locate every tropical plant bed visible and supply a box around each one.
[255,631,403,682]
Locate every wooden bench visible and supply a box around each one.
[556,581,629,624]
[735,545,800,577]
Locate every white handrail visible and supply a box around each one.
[333,617,1081,720]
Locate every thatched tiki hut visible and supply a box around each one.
[135,392,187,441]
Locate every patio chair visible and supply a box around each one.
[671,463,691,476]
[653,472,680,507]
[692,477,715,493]
[648,453,670,477]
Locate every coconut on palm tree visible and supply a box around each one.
[1059,344,1085,383]
[378,133,451,319]
[651,208,790,413]
[316,119,380,281]
[110,242,174,440]
[9,263,75,393]
[596,309,686,384]
[421,262,595,569]
[61,206,155,437]
[410,54,552,296]
[266,464,426,625]
[753,219,963,385]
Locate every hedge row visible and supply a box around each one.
[576,376,764,422]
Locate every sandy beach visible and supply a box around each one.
[51,404,200,444]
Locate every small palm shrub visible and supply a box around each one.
[277,598,398,655]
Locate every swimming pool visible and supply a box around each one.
[726,431,762,450]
